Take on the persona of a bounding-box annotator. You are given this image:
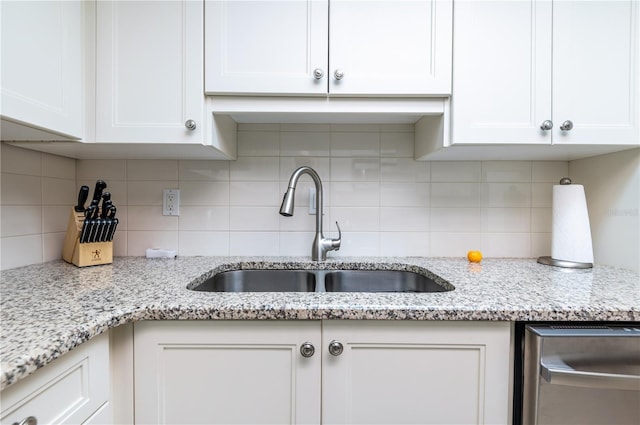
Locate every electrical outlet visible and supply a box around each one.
[163,189,180,216]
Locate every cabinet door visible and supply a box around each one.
[204,0,329,95]
[134,321,321,425]
[96,0,204,143]
[0,0,83,139]
[451,0,552,144]
[329,0,452,96]
[553,0,639,145]
[322,321,511,425]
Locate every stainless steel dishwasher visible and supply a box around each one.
[522,324,640,425]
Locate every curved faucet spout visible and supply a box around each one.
[280,166,340,261]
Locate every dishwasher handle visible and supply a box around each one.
[541,357,640,392]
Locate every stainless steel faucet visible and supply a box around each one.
[280,166,341,261]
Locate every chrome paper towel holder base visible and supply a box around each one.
[537,256,593,269]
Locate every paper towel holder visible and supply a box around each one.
[537,177,594,269]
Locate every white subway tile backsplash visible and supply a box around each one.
[280,157,330,182]
[329,207,379,231]
[430,208,480,232]
[1,206,42,237]
[380,132,414,158]
[237,130,279,156]
[481,208,530,232]
[330,182,379,207]
[430,232,481,257]
[42,205,69,233]
[229,181,279,206]
[77,159,127,180]
[280,131,330,157]
[179,160,229,181]
[482,233,531,257]
[380,182,429,207]
[532,183,553,208]
[1,234,43,269]
[532,161,569,183]
[42,178,76,206]
[229,232,280,256]
[127,160,178,181]
[179,206,229,231]
[379,232,429,256]
[431,183,480,208]
[230,157,280,181]
[127,231,179,256]
[230,207,280,231]
[128,181,178,205]
[431,161,481,182]
[1,144,41,176]
[482,161,531,182]
[179,231,229,256]
[331,158,380,181]
[380,207,429,232]
[481,183,531,208]
[42,232,66,263]
[180,181,229,206]
[128,206,178,231]
[42,154,75,179]
[331,132,380,157]
[1,132,571,268]
[1,174,42,205]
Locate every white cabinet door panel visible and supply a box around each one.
[329,0,452,96]
[134,321,321,425]
[205,0,329,95]
[451,0,552,144]
[96,0,204,143]
[553,0,639,145]
[322,321,511,425]
[0,0,83,139]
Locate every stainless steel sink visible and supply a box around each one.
[324,270,451,293]
[190,268,453,293]
[191,270,316,292]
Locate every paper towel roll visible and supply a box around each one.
[551,182,594,264]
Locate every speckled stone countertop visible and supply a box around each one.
[1,256,639,390]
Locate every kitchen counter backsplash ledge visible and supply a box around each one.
[1,256,639,390]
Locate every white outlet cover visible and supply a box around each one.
[163,189,180,216]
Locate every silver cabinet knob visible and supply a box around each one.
[334,69,344,80]
[313,68,324,80]
[540,120,553,131]
[185,120,197,131]
[328,340,343,356]
[560,120,573,131]
[300,342,315,358]
[13,417,37,425]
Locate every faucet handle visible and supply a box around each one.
[331,221,341,250]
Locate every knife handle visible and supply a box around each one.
[101,200,113,219]
[75,185,90,212]
[79,208,93,243]
[92,180,107,202]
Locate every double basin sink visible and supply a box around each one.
[190,269,453,293]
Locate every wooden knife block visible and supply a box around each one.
[62,208,113,267]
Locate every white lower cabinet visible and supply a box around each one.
[134,320,511,425]
[0,333,111,425]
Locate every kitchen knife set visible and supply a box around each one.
[76,180,119,243]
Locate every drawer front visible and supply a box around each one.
[1,333,109,425]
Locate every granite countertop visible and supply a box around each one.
[1,256,639,390]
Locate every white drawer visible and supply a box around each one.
[1,333,110,425]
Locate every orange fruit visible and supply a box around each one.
[467,250,483,263]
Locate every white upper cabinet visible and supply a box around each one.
[0,0,84,140]
[205,0,453,96]
[452,0,639,146]
[96,0,205,144]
